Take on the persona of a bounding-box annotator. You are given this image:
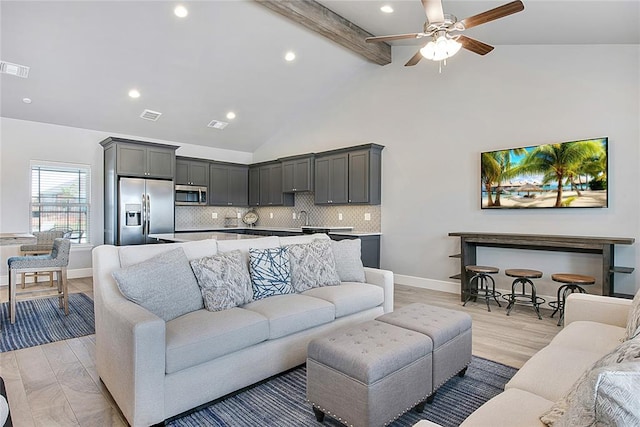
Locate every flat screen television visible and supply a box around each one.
[481,137,608,209]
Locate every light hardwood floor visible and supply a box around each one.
[1,279,562,426]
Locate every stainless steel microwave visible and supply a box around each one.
[175,185,207,205]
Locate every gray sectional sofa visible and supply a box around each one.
[92,234,394,427]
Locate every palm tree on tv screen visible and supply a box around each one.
[481,148,526,206]
[519,140,605,207]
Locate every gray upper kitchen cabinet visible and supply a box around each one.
[176,158,209,186]
[254,162,294,206]
[249,166,261,206]
[282,155,314,192]
[314,153,348,204]
[209,162,248,206]
[314,144,383,205]
[114,140,176,179]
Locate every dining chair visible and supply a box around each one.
[8,238,71,324]
[19,229,69,288]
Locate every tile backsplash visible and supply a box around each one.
[176,193,381,233]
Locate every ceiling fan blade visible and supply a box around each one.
[459,0,524,30]
[457,35,494,55]
[421,0,444,24]
[405,50,424,67]
[365,33,423,43]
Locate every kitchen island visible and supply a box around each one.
[150,227,381,268]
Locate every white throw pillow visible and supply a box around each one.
[331,239,365,283]
[112,248,204,321]
[249,247,293,300]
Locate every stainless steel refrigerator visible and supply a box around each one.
[118,178,174,245]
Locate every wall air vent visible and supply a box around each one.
[140,109,162,121]
[0,61,30,78]
[207,120,229,130]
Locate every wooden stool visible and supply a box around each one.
[503,269,545,319]
[549,273,596,326]
[463,265,501,312]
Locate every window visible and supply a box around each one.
[30,161,91,244]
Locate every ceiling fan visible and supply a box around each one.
[365,0,525,66]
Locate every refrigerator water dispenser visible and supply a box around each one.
[125,204,142,226]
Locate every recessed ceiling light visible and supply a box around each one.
[174,5,188,18]
[226,111,236,120]
[380,5,394,13]
[128,89,140,99]
[284,51,296,62]
[23,97,32,104]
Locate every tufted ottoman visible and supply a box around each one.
[307,320,433,427]
[377,303,472,396]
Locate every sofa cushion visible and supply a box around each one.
[552,362,640,427]
[460,388,553,427]
[540,337,640,425]
[302,283,383,318]
[624,287,640,340]
[286,240,341,292]
[279,233,330,245]
[547,321,625,353]
[118,239,218,267]
[242,294,335,339]
[165,307,269,374]
[249,247,293,300]
[112,248,204,322]
[190,250,253,311]
[331,239,365,283]
[217,236,279,265]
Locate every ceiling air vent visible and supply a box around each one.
[0,61,30,78]
[140,109,162,121]
[207,120,229,130]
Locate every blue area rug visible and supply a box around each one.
[0,293,95,352]
[169,356,517,427]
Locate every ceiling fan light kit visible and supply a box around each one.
[365,0,524,68]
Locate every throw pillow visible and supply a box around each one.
[553,362,640,427]
[112,248,204,321]
[249,247,293,300]
[331,239,366,283]
[189,250,253,311]
[286,239,341,292]
[540,337,640,425]
[624,287,640,340]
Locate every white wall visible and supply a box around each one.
[253,44,640,296]
[0,118,252,280]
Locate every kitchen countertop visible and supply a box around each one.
[174,226,382,237]
[149,232,267,242]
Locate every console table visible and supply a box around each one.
[449,232,635,300]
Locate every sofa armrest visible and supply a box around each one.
[564,293,631,328]
[92,245,166,427]
[364,267,394,313]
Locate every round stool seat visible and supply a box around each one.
[466,265,499,274]
[505,269,543,279]
[551,273,596,285]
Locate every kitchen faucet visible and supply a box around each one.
[299,210,309,226]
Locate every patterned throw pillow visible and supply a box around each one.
[189,250,253,312]
[552,362,640,427]
[540,337,640,425]
[624,288,640,340]
[112,248,204,321]
[287,239,341,292]
[331,239,365,283]
[249,247,293,300]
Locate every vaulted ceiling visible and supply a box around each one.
[1,1,638,153]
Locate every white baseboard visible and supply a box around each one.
[0,267,92,286]
[395,274,558,310]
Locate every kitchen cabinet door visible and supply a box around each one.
[116,142,175,179]
[282,156,313,192]
[314,154,348,204]
[228,166,248,206]
[210,163,248,206]
[177,158,208,186]
[249,167,261,206]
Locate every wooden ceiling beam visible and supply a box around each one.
[254,0,391,66]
